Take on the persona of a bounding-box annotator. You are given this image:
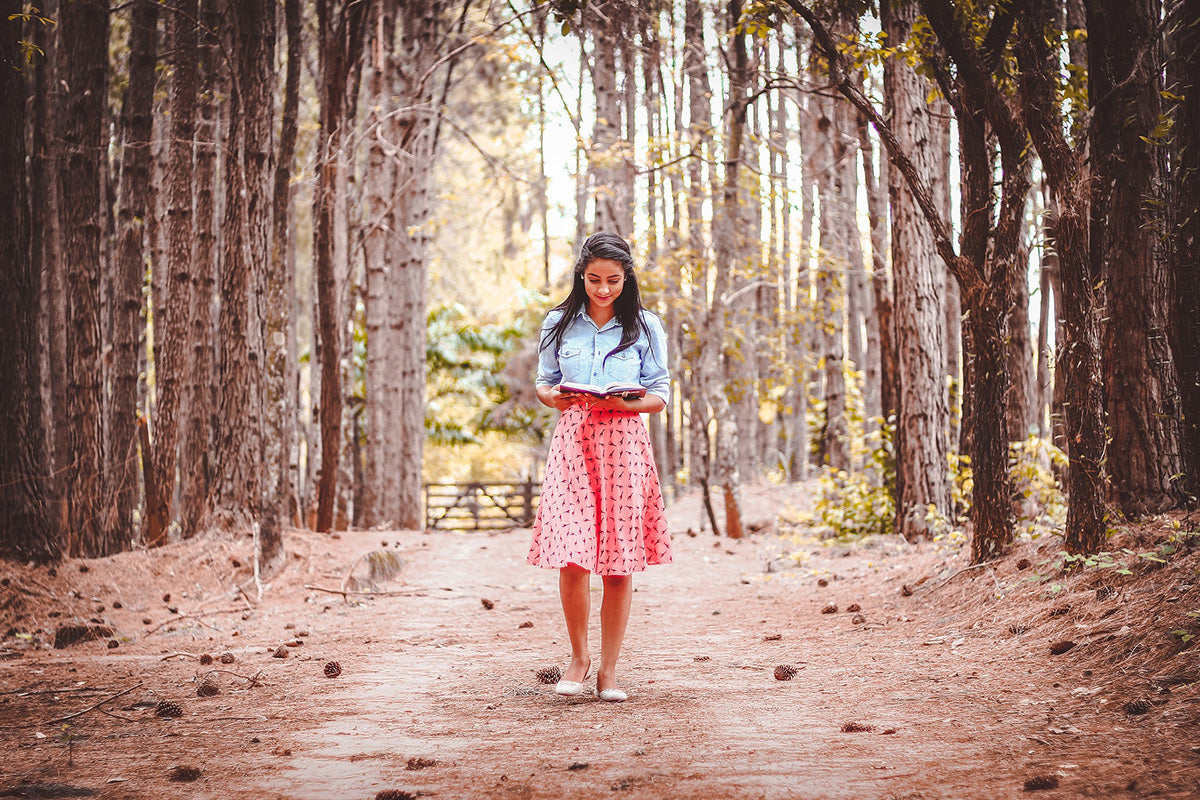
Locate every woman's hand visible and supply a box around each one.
[537,385,584,410]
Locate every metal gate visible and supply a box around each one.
[424,481,540,531]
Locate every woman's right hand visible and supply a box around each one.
[538,385,582,410]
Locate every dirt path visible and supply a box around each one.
[3,491,1199,799]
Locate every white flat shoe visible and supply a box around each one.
[554,679,587,696]
[594,687,628,702]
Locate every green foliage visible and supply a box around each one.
[814,418,896,541]
[425,302,532,446]
[1009,435,1068,536]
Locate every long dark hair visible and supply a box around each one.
[541,231,653,364]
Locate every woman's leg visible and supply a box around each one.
[559,565,591,681]
[596,574,632,692]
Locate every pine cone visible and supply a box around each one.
[773,664,797,681]
[535,666,562,685]
[323,660,342,678]
[199,653,213,665]
[272,645,288,659]
[821,603,838,614]
[375,791,416,800]
[196,677,219,697]
[1124,699,1151,716]
[219,652,235,664]
[155,699,184,718]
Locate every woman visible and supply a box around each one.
[528,231,673,703]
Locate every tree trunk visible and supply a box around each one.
[881,0,950,538]
[857,109,896,430]
[683,0,712,494]
[361,0,397,528]
[212,0,274,528]
[1004,244,1035,443]
[110,0,158,546]
[313,0,366,531]
[260,0,302,561]
[0,1,54,560]
[588,0,631,236]
[58,0,110,556]
[149,0,199,547]
[814,86,848,471]
[388,0,440,529]
[180,0,223,537]
[1088,0,1182,516]
[1017,0,1107,552]
[31,0,64,539]
[1171,0,1200,499]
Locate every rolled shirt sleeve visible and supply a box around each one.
[640,312,671,404]
[535,310,564,389]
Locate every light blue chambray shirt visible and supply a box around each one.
[536,308,671,403]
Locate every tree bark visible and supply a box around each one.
[58,0,109,556]
[0,1,54,560]
[212,0,274,528]
[1171,0,1200,499]
[260,0,302,561]
[857,109,896,430]
[813,86,848,471]
[588,0,631,236]
[110,0,158,546]
[1004,244,1035,443]
[149,0,199,547]
[361,0,398,528]
[1016,0,1107,552]
[1088,0,1182,515]
[881,0,950,538]
[387,0,441,529]
[313,0,366,531]
[683,0,713,497]
[711,0,748,538]
[180,0,223,537]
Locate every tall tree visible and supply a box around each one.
[1089,0,1182,516]
[0,2,53,560]
[791,0,1031,561]
[212,0,275,532]
[110,0,158,545]
[588,0,632,235]
[711,0,750,538]
[313,0,367,531]
[262,0,303,552]
[58,0,110,556]
[149,0,199,546]
[879,0,950,538]
[385,0,443,529]
[1015,0,1107,552]
[1171,0,1200,498]
[180,0,223,537]
[361,0,398,528]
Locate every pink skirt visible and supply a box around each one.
[528,405,672,575]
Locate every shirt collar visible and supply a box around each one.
[576,308,620,332]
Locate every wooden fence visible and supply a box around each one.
[424,481,540,531]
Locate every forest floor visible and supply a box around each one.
[2,483,1199,800]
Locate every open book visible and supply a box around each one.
[558,381,647,399]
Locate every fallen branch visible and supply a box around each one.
[207,668,265,687]
[304,583,425,599]
[159,651,201,661]
[144,613,225,636]
[49,682,144,724]
[929,559,1002,590]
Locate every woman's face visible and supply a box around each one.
[582,258,626,312]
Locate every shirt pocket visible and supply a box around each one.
[608,348,640,383]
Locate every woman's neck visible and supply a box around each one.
[587,303,615,328]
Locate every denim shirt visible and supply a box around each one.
[536,308,671,403]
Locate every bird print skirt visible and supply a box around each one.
[528,404,672,575]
